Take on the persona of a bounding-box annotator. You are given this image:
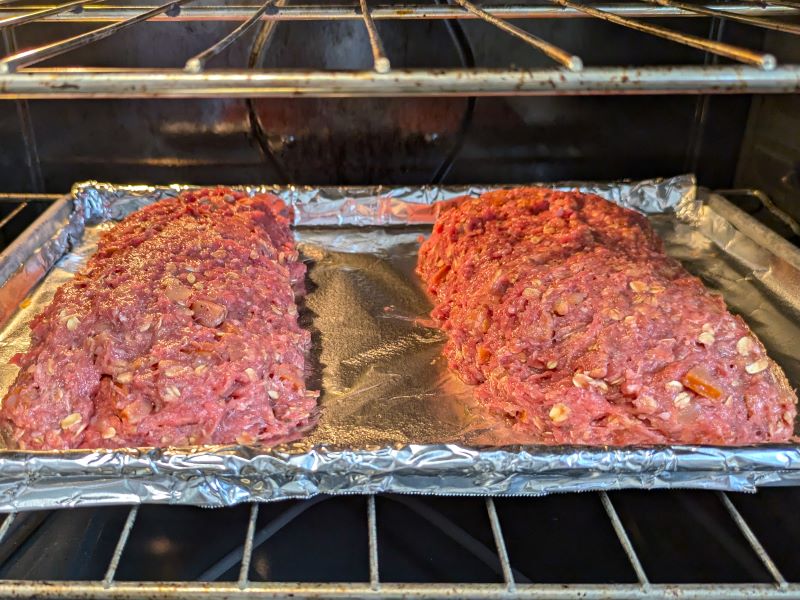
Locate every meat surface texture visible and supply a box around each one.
[418,187,797,445]
[1,188,317,450]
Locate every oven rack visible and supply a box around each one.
[0,2,799,98]
[0,492,797,599]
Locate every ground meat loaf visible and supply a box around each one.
[418,187,797,445]
[1,188,316,450]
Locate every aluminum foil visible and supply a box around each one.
[0,174,798,511]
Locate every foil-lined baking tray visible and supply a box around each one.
[0,175,798,511]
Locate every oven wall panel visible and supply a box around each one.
[736,32,800,220]
[0,102,42,192]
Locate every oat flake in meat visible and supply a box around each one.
[0,188,317,450]
[418,187,797,445]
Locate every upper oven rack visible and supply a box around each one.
[0,2,798,98]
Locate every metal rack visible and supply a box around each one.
[0,491,795,599]
[0,1,798,97]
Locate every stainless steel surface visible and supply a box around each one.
[0,2,797,22]
[453,0,582,71]
[184,0,275,72]
[1,66,799,98]
[549,0,775,68]
[0,0,192,73]
[359,0,390,73]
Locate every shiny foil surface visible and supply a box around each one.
[0,175,797,511]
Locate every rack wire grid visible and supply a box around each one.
[0,0,798,97]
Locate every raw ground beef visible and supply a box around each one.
[418,187,798,445]
[0,187,317,450]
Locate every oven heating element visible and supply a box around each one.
[0,1,799,96]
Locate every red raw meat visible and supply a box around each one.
[418,187,797,445]
[1,187,316,450]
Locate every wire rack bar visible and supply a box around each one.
[2,2,796,22]
[185,0,274,72]
[358,0,390,73]
[237,503,259,589]
[717,492,788,589]
[453,0,582,70]
[599,492,650,589]
[0,0,105,30]
[485,498,515,592]
[103,506,138,588]
[0,512,17,544]
[642,0,800,35]
[0,0,191,73]
[197,497,326,582]
[367,495,380,591]
[1,581,800,598]
[1,65,798,97]
[0,202,27,232]
[549,0,776,69]
[0,193,60,202]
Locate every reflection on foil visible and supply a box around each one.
[0,174,797,510]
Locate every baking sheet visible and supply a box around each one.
[0,175,798,511]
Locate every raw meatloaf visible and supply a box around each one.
[0,188,316,450]
[418,187,797,445]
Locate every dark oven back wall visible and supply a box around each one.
[1,14,761,191]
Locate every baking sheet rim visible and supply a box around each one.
[0,179,798,509]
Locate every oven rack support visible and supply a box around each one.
[0,491,795,599]
[0,2,798,97]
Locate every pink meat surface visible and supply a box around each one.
[418,187,797,445]
[1,187,317,450]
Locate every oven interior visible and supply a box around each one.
[0,0,799,597]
